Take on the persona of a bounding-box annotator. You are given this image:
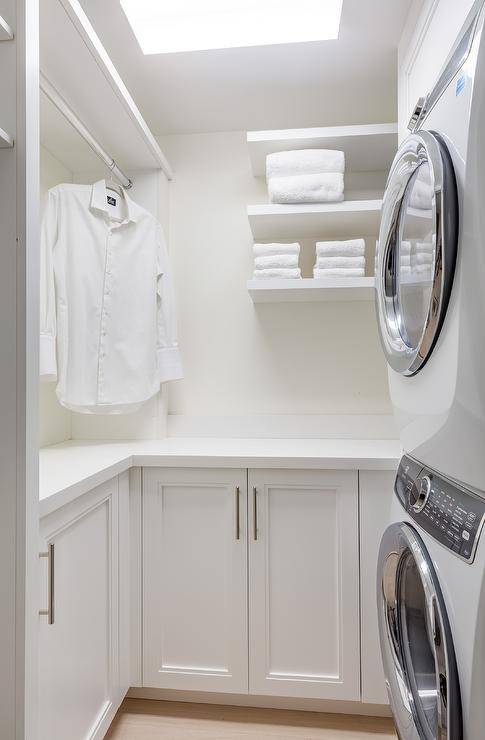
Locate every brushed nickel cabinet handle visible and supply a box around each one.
[253,487,258,541]
[235,486,240,540]
[39,543,54,625]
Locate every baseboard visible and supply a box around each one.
[167,414,398,440]
[126,687,392,717]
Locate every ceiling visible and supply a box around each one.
[76,0,413,135]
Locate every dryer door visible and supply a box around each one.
[376,131,458,375]
[377,523,462,740]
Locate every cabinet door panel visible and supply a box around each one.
[143,468,247,693]
[249,469,359,700]
[38,479,119,740]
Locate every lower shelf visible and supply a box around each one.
[248,277,376,303]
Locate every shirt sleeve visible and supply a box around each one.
[39,189,58,381]
[156,222,183,383]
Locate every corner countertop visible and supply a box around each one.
[39,437,402,517]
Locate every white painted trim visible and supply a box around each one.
[126,687,392,717]
[129,468,143,687]
[56,0,173,179]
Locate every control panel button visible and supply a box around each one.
[462,530,470,541]
[410,475,432,512]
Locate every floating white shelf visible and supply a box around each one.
[247,123,398,177]
[0,126,14,148]
[0,14,13,41]
[248,200,382,240]
[248,277,375,303]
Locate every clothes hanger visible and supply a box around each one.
[104,173,124,197]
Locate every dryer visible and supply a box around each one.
[375,0,485,494]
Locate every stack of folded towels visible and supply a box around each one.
[266,149,345,205]
[400,240,434,276]
[313,239,365,278]
[253,242,301,279]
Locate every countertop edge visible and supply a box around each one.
[39,439,402,518]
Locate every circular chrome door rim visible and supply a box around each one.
[376,131,457,376]
[377,523,462,740]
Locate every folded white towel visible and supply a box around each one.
[253,268,302,279]
[409,179,434,210]
[313,268,365,278]
[316,256,365,269]
[253,242,300,257]
[400,240,411,255]
[268,173,344,204]
[412,252,433,265]
[254,254,299,269]
[415,241,434,254]
[316,239,365,257]
[400,265,411,275]
[400,255,411,266]
[266,149,345,179]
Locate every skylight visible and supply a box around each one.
[119,0,343,55]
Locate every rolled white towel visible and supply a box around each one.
[266,149,345,179]
[316,239,365,257]
[315,256,365,269]
[254,254,299,269]
[253,268,302,279]
[253,242,300,257]
[268,173,344,204]
[313,267,365,278]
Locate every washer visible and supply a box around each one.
[377,456,485,739]
[375,0,485,494]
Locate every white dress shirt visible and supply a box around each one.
[40,180,183,414]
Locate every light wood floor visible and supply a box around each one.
[106,699,397,739]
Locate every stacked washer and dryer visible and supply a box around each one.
[375,1,485,738]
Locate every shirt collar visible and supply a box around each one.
[90,180,143,224]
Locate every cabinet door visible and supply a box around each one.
[249,468,360,700]
[38,478,120,740]
[143,467,248,693]
[359,470,396,705]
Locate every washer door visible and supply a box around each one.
[376,131,458,375]
[377,523,462,740]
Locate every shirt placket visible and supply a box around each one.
[97,223,114,403]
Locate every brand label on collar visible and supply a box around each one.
[107,195,117,206]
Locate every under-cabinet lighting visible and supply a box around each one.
[120,0,343,55]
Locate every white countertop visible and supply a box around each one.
[39,437,402,517]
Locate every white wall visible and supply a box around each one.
[160,132,392,429]
[39,146,73,446]
[398,0,477,140]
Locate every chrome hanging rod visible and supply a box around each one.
[40,73,133,190]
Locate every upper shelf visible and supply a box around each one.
[248,277,375,303]
[40,0,172,178]
[247,123,398,177]
[248,200,382,240]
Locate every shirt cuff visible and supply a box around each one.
[157,346,183,383]
[40,334,57,382]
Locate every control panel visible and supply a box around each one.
[395,455,485,563]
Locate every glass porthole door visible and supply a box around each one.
[375,131,458,376]
[377,523,462,740]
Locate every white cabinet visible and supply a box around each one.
[38,474,129,740]
[142,467,248,693]
[359,470,396,705]
[142,466,360,702]
[248,468,360,700]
